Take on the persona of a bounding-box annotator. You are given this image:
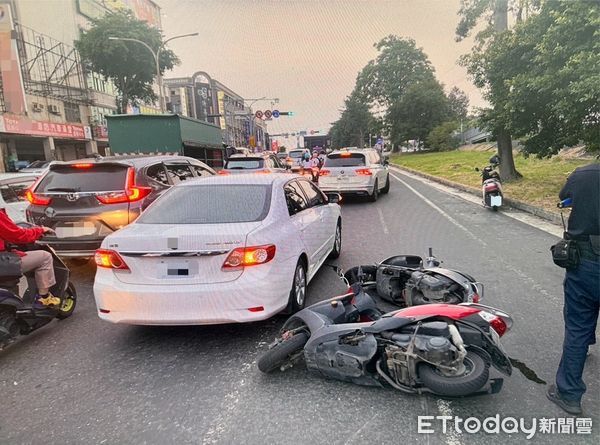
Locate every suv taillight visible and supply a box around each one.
[319,169,330,176]
[96,167,151,204]
[25,190,52,206]
[95,249,130,270]
[222,245,276,270]
[355,168,372,176]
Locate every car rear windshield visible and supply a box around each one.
[35,165,128,193]
[288,151,305,158]
[138,184,271,224]
[324,153,366,167]
[27,161,49,168]
[225,158,264,169]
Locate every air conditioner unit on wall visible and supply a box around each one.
[48,104,61,115]
[32,103,44,112]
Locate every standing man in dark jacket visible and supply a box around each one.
[547,163,600,415]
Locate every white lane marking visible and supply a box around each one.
[377,207,390,235]
[343,412,379,445]
[389,172,487,247]
[436,399,464,445]
[391,167,562,238]
[389,172,558,300]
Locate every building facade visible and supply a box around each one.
[164,74,268,150]
[0,0,161,172]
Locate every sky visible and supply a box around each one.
[154,0,483,142]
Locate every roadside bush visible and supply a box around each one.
[426,121,460,151]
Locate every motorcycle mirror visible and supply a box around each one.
[474,167,480,172]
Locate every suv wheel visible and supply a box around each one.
[381,174,390,194]
[369,180,379,202]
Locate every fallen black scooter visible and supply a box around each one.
[344,248,483,307]
[0,242,76,349]
[258,277,512,397]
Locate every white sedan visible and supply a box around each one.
[0,173,40,222]
[93,174,342,325]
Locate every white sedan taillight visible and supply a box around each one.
[95,249,130,271]
[222,245,276,270]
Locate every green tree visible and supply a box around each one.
[386,79,450,147]
[329,91,379,148]
[447,86,469,120]
[76,11,179,113]
[427,121,460,151]
[356,36,437,107]
[457,0,523,180]
[500,1,599,155]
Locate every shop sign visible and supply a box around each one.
[1,114,91,139]
[92,125,109,140]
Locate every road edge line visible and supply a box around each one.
[390,163,562,225]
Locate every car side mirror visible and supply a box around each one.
[383,159,389,166]
[326,193,342,204]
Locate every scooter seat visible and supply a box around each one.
[0,278,20,289]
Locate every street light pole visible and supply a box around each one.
[108,33,198,113]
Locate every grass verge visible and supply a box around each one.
[390,150,594,214]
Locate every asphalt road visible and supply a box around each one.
[1,169,598,444]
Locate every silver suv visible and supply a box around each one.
[318,149,390,201]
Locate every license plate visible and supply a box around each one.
[158,260,191,279]
[54,222,97,238]
[337,176,349,182]
[490,195,502,206]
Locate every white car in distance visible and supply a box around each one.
[93,174,342,325]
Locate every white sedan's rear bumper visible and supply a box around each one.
[93,256,296,325]
[318,182,374,195]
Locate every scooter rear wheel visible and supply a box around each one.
[418,350,489,396]
[258,332,309,373]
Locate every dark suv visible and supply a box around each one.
[26,155,215,258]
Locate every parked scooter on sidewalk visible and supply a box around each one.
[0,239,76,349]
[344,248,483,307]
[475,155,503,211]
[258,273,512,397]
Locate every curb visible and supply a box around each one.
[391,163,563,225]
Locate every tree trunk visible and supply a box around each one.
[493,0,521,181]
[494,0,509,31]
[497,129,521,181]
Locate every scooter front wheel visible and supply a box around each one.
[56,283,76,320]
[258,332,309,373]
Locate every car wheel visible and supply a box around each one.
[369,180,379,202]
[289,260,307,313]
[329,220,342,259]
[381,174,390,194]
